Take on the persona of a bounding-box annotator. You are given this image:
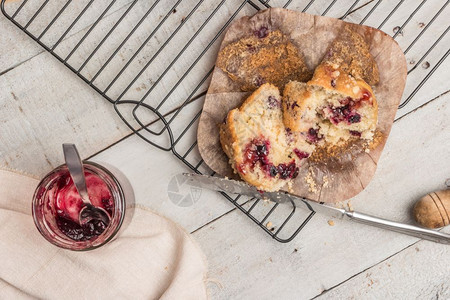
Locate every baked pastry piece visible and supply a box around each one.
[283,27,378,146]
[321,25,379,86]
[220,83,313,191]
[283,66,378,145]
[216,29,311,92]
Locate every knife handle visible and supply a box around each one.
[345,211,450,245]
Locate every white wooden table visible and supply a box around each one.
[1,0,449,298]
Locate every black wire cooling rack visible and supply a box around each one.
[2,0,449,242]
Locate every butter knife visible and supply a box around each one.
[183,173,450,244]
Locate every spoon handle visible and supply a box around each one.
[345,211,450,245]
[62,144,90,205]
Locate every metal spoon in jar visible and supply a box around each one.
[62,144,110,226]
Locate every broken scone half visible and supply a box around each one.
[283,26,379,147]
[220,83,313,191]
[283,64,378,146]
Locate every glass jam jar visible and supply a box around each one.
[32,161,126,251]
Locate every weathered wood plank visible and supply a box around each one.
[90,133,239,233]
[0,16,42,74]
[0,52,131,176]
[316,233,450,299]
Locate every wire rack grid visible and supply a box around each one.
[1,0,449,242]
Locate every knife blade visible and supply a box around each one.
[184,172,345,219]
[183,173,450,244]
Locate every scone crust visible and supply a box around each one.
[321,25,380,86]
[217,30,312,91]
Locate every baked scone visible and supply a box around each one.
[220,83,313,191]
[283,65,378,145]
[216,29,312,92]
[283,27,378,146]
[321,25,379,86]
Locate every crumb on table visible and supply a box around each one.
[347,201,353,211]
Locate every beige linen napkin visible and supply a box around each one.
[0,169,208,299]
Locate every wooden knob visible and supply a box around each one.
[413,190,450,229]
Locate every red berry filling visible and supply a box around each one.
[54,171,113,241]
[254,26,269,38]
[291,102,300,109]
[254,76,266,87]
[339,90,371,106]
[307,128,323,144]
[360,90,372,102]
[330,79,337,87]
[267,96,281,108]
[327,89,372,125]
[326,104,361,125]
[243,139,270,166]
[238,138,299,180]
[274,161,299,179]
[338,96,355,106]
[294,149,310,160]
[56,216,107,242]
[348,114,361,123]
[285,128,294,144]
[349,130,362,137]
[246,43,256,53]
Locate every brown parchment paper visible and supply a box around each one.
[197,8,407,203]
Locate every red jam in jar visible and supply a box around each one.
[53,171,114,241]
[33,162,126,251]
